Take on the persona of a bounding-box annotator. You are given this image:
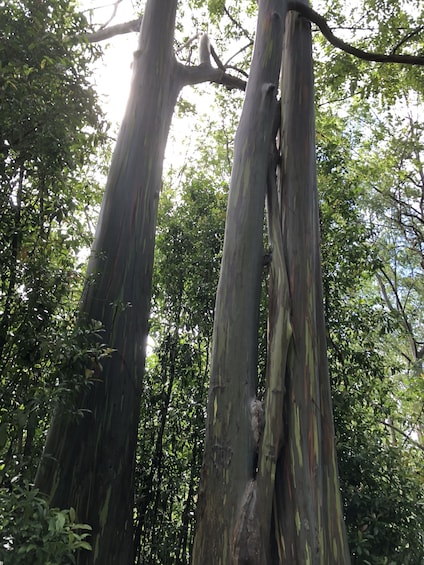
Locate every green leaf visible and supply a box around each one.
[69,507,76,522]
[55,511,66,531]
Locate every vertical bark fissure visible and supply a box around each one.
[255,124,293,559]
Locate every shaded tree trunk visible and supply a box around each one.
[35,2,180,564]
[192,1,288,562]
[193,2,350,564]
[264,8,350,562]
[35,0,246,560]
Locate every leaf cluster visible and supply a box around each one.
[316,85,424,561]
[0,0,109,540]
[0,482,91,564]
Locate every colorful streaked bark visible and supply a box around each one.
[193,3,350,563]
[35,3,180,564]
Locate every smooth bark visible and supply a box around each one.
[36,0,250,561]
[193,3,350,564]
[266,8,350,563]
[192,1,288,563]
[35,2,180,563]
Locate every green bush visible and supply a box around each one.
[0,483,92,565]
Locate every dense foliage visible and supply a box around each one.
[133,176,227,564]
[0,483,91,565]
[0,0,107,559]
[316,113,424,562]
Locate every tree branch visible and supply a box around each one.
[176,62,246,91]
[377,268,419,362]
[210,44,226,71]
[85,18,142,43]
[288,0,424,66]
[224,6,254,43]
[98,0,123,31]
[391,26,424,55]
[223,41,253,70]
[84,3,424,70]
[381,420,424,452]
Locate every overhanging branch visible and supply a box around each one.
[85,5,424,67]
[288,0,424,66]
[177,62,246,91]
[84,3,424,81]
[85,17,142,43]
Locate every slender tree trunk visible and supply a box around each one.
[192,1,288,563]
[264,7,350,563]
[35,2,180,564]
[177,443,198,564]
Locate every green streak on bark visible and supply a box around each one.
[294,404,303,467]
[192,2,288,563]
[35,2,183,564]
[99,486,112,530]
[264,4,351,563]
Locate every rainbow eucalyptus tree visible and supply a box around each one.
[36,0,424,562]
[192,1,350,562]
[35,2,243,564]
[192,2,423,561]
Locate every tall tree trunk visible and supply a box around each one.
[192,1,288,563]
[193,2,350,564]
[35,2,180,564]
[264,7,350,563]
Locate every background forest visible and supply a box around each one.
[0,0,423,563]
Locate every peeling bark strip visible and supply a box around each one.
[254,110,292,555]
[231,480,263,564]
[192,1,288,563]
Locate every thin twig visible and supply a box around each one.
[99,0,123,31]
[224,6,253,42]
[381,420,424,452]
[223,41,253,69]
[391,26,424,55]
